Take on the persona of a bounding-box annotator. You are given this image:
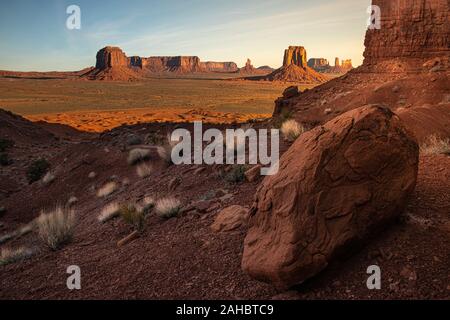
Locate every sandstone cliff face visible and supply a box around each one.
[364,0,449,64]
[283,46,307,68]
[95,47,128,69]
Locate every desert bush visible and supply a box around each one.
[0,247,33,266]
[42,172,55,185]
[98,202,120,223]
[37,206,76,250]
[156,145,173,164]
[281,119,304,142]
[0,139,14,152]
[224,165,247,183]
[120,204,146,232]
[155,197,181,219]
[0,153,13,166]
[27,159,50,184]
[136,162,153,178]
[420,135,450,155]
[128,148,151,165]
[97,181,118,198]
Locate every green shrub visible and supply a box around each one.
[0,153,13,166]
[27,159,50,184]
[225,165,248,183]
[120,204,145,232]
[0,139,14,152]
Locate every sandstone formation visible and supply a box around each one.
[211,205,248,233]
[84,46,240,80]
[240,58,255,74]
[84,47,141,81]
[258,46,327,84]
[308,57,353,74]
[307,58,329,71]
[201,61,238,73]
[242,105,419,289]
[283,46,307,68]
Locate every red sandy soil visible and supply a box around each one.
[25,108,271,133]
[0,112,448,299]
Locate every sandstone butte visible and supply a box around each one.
[261,46,328,84]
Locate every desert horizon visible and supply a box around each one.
[0,0,449,311]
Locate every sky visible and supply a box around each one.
[0,0,372,71]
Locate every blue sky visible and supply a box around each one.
[0,0,371,71]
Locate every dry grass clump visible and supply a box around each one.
[0,247,34,266]
[420,135,450,155]
[37,206,76,250]
[42,172,55,185]
[155,197,181,219]
[120,204,146,232]
[136,162,153,178]
[98,202,121,223]
[141,196,155,214]
[128,148,151,165]
[97,181,118,198]
[281,119,305,142]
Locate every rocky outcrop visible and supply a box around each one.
[95,46,128,69]
[200,61,238,73]
[240,58,255,74]
[308,58,353,74]
[211,205,248,233]
[84,47,141,81]
[85,46,240,79]
[363,0,449,69]
[283,46,307,68]
[307,58,329,71]
[242,105,419,289]
[257,46,327,84]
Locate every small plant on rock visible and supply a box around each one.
[27,159,50,184]
[281,119,304,142]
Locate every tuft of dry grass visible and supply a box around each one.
[136,162,153,178]
[155,197,181,219]
[128,148,151,165]
[281,119,305,142]
[141,196,155,214]
[120,204,146,232]
[0,247,34,266]
[97,181,118,198]
[420,135,450,155]
[37,206,76,250]
[98,202,121,223]
[42,172,55,185]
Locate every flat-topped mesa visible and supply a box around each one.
[95,46,128,69]
[283,46,307,68]
[200,61,239,73]
[307,58,330,71]
[363,0,449,69]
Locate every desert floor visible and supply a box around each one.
[0,77,313,132]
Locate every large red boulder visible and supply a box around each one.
[242,105,419,290]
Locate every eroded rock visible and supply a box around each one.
[242,105,419,289]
